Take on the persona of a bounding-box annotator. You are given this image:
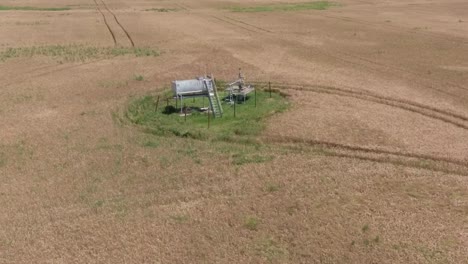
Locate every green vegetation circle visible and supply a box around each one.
[126,86,289,141]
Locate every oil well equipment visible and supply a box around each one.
[225,69,255,104]
[172,75,223,118]
[171,70,255,118]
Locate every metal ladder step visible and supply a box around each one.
[204,79,223,118]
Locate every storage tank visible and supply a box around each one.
[172,77,212,97]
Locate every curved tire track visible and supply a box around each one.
[210,13,467,98]
[266,136,468,167]
[265,136,468,176]
[273,82,468,122]
[253,81,468,130]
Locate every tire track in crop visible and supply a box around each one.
[285,46,466,98]
[253,81,468,130]
[298,42,466,98]
[208,15,259,33]
[285,30,468,97]
[222,16,273,33]
[334,49,468,93]
[2,0,130,86]
[205,11,467,98]
[267,82,468,122]
[330,152,468,176]
[318,14,468,46]
[175,2,266,34]
[174,3,189,11]
[93,0,117,46]
[310,14,468,94]
[99,0,135,47]
[2,57,111,88]
[265,136,468,176]
[163,3,466,100]
[174,3,466,97]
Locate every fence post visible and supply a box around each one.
[234,99,236,118]
[254,88,257,108]
[155,95,160,112]
[269,81,272,98]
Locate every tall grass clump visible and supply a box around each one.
[144,8,178,12]
[0,45,160,62]
[229,1,334,12]
[0,5,71,11]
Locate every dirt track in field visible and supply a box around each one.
[0,0,467,263]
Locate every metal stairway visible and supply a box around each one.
[204,79,223,118]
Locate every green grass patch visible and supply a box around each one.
[229,1,335,12]
[145,8,178,12]
[0,5,71,11]
[0,152,6,167]
[244,217,260,231]
[265,183,280,192]
[134,74,144,81]
[0,45,160,62]
[362,224,369,233]
[170,214,189,223]
[142,139,160,148]
[126,87,289,142]
[255,237,289,261]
